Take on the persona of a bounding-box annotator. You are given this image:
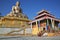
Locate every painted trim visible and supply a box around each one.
[30,17,60,23]
[35,13,55,19]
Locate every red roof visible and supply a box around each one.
[35,10,55,19]
[30,10,60,23]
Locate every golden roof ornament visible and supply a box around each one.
[6,1,28,19]
[11,1,21,14]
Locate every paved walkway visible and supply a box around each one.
[0,36,60,40]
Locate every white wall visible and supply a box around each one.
[25,28,32,34]
[0,28,11,34]
[0,28,32,34]
[0,28,22,34]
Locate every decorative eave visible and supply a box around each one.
[37,10,54,16]
[35,12,55,19]
[35,10,55,19]
[37,10,48,14]
[30,17,60,23]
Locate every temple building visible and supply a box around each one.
[0,1,60,36]
[30,10,60,35]
[0,1,31,35]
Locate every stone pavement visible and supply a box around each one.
[0,36,60,40]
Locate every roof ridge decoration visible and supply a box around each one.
[37,9,49,14]
[35,9,55,19]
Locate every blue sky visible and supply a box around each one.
[0,0,60,20]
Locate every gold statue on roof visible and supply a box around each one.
[12,1,22,13]
[7,1,28,19]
